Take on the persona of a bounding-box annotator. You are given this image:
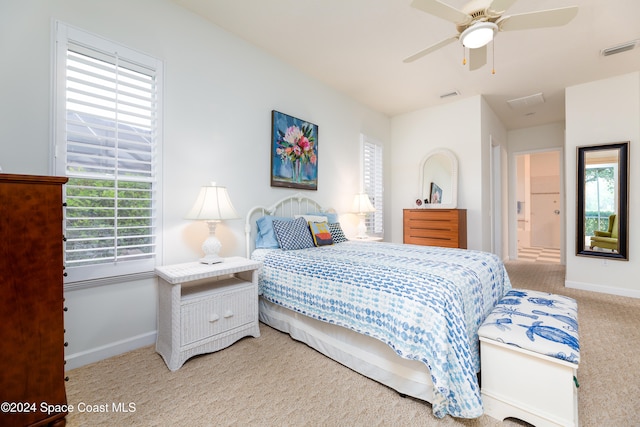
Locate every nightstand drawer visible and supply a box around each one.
[180,282,256,346]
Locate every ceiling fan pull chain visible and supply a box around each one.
[462,46,467,66]
[491,40,496,75]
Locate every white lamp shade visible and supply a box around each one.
[460,22,498,49]
[351,193,376,214]
[186,183,238,221]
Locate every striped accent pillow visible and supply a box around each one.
[309,221,334,246]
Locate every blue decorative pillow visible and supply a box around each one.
[256,216,291,249]
[309,221,334,246]
[328,222,348,243]
[272,217,315,250]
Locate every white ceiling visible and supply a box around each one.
[173,0,640,129]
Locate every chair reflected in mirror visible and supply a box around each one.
[589,214,618,252]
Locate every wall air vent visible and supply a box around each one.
[601,40,638,57]
[507,92,545,110]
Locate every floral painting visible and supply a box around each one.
[271,110,318,190]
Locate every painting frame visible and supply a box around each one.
[430,182,443,204]
[271,110,318,190]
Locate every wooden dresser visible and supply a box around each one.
[403,209,467,249]
[0,174,69,427]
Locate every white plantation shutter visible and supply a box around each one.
[54,23,162,284]
[361,135,383,236]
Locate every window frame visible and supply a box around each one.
[52,21,163,287]
[360,134,384,237]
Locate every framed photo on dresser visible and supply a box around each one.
[430,182,442,204]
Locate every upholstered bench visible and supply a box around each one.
[478,289,580,427]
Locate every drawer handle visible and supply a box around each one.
[224,310,233,318]
[209,314,220,322]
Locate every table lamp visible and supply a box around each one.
[186,182,239,264]
[351,193,376,239]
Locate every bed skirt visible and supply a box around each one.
[258,297,434,403]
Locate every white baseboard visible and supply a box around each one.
[65,331,157,371]
[565,280,640,299]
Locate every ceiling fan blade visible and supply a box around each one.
[403,36,458,63]
[410,0,471,25]
[497,6,579,31]
[468,45,487,71]
[488,0,518,14]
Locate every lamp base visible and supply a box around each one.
[199,221,224,264]
[355,216,369,239]
[199,254,224,265]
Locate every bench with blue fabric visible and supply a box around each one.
[478,289,580,427]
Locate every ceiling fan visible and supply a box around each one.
[404,0,579,71]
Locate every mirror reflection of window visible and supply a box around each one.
[584,150,618,242]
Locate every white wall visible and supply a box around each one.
[509,122,565,153]
[389,95,507,252]
[565,72,640,297]
[0,0,390,368]
[390,96,482,249]
[481,97,508,256]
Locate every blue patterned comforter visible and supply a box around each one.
[252,241,512,418]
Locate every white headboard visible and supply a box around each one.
[245,192,328,258]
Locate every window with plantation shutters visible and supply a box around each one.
[361,135,383,236]
[54,22,162,284]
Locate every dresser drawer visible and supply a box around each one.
[404,218,459,232]
[404,209,460,222]
[403,209,467,249]
[404,235,460,248]
[180,283,256,346]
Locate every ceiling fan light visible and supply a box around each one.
[460,22,498,49]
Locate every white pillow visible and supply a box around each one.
[294,214,327,223]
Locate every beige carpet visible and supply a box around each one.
[65,261,640,426]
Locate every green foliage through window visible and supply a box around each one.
[65,177,155,266]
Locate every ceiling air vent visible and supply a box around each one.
[601,40,638,57]
[507,93,545,110]
[440,90,460,99]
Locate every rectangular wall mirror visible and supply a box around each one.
[576,141,629,260]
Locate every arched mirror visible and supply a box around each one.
[418,148,458,209]
[576,141,629,260]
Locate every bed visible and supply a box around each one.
[244,193,512,419]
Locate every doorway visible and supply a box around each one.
[515,150,562,263]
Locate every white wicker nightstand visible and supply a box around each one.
[155,257,262,371]
[350,236,383,242]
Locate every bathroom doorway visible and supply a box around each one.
[516,150,562,263]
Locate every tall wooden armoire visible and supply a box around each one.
[0,174,69,426]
